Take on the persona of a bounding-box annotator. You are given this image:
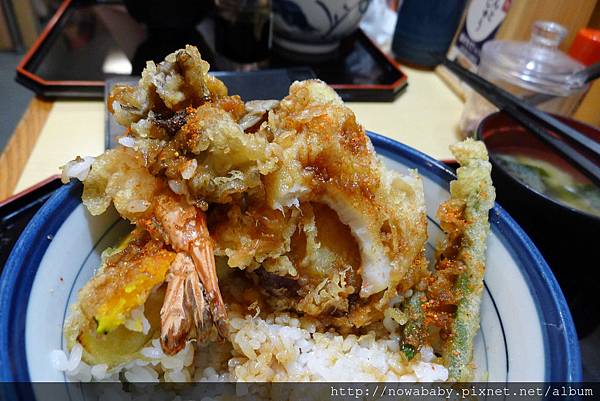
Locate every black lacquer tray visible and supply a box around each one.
[17,0,407,101]
[0,177,62,269]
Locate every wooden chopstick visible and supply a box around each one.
[442,58,600,157]
[442,58,600,187]
[575,60,600,84]
[501,105,600,187]
[507,90,600,157]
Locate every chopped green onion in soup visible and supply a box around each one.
[495,154,600,218]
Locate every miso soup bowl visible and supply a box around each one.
[477,112,600,337]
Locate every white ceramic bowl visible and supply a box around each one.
[273,0,372,54]
[0,133,581,398]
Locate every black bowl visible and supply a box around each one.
[477,112,600,337]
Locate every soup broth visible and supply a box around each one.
[495,153,600,218]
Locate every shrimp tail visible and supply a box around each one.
[148,194,228,354]
[160,252,214,355]
[160,253,194,355]
[190,212,228,338]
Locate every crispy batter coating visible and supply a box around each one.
[64,46,494,375]
[262,80,428,300]
[422,139,495,381]
[77,229,173,332]
[203,80,429,328]
[104,46,280,211]
[441,139,495,381]
[108,45,226,132]
[209,202,302,271]
[64,229,172,365]
[171,104,279,207]
[82,147,157,219]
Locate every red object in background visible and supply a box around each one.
[568,28,600,66]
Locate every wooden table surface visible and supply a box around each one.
[0,97,53,200]
[0,67,464,201]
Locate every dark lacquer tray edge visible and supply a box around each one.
[0,176,62,269]
[16,0,104,99]
[0,176,61,210]
[16,0,408,101]
[331,30,408,102]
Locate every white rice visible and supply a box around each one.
[52,312,447,384]
[124,305,151,334]
[181,159,198,180]
[118,136,137,148]
[60,156,96,183]
[227,313,447,382]
[168,179,187,195]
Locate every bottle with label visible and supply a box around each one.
[449,0,512,68]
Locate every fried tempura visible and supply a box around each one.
[207,80,429,328]
[61,46,494,381]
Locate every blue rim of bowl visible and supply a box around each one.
[371,132,581,382]
[0,182,82,399]
[0,133,581,394]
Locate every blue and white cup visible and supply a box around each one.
[273,0,372,54]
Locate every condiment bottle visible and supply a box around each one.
[392,0,467,68]
[571,28,600,127]
[459,20,588,135]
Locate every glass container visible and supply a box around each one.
[459,21,588,135]
[214,0,272,67]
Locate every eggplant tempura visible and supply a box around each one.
[59,46,495,383]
